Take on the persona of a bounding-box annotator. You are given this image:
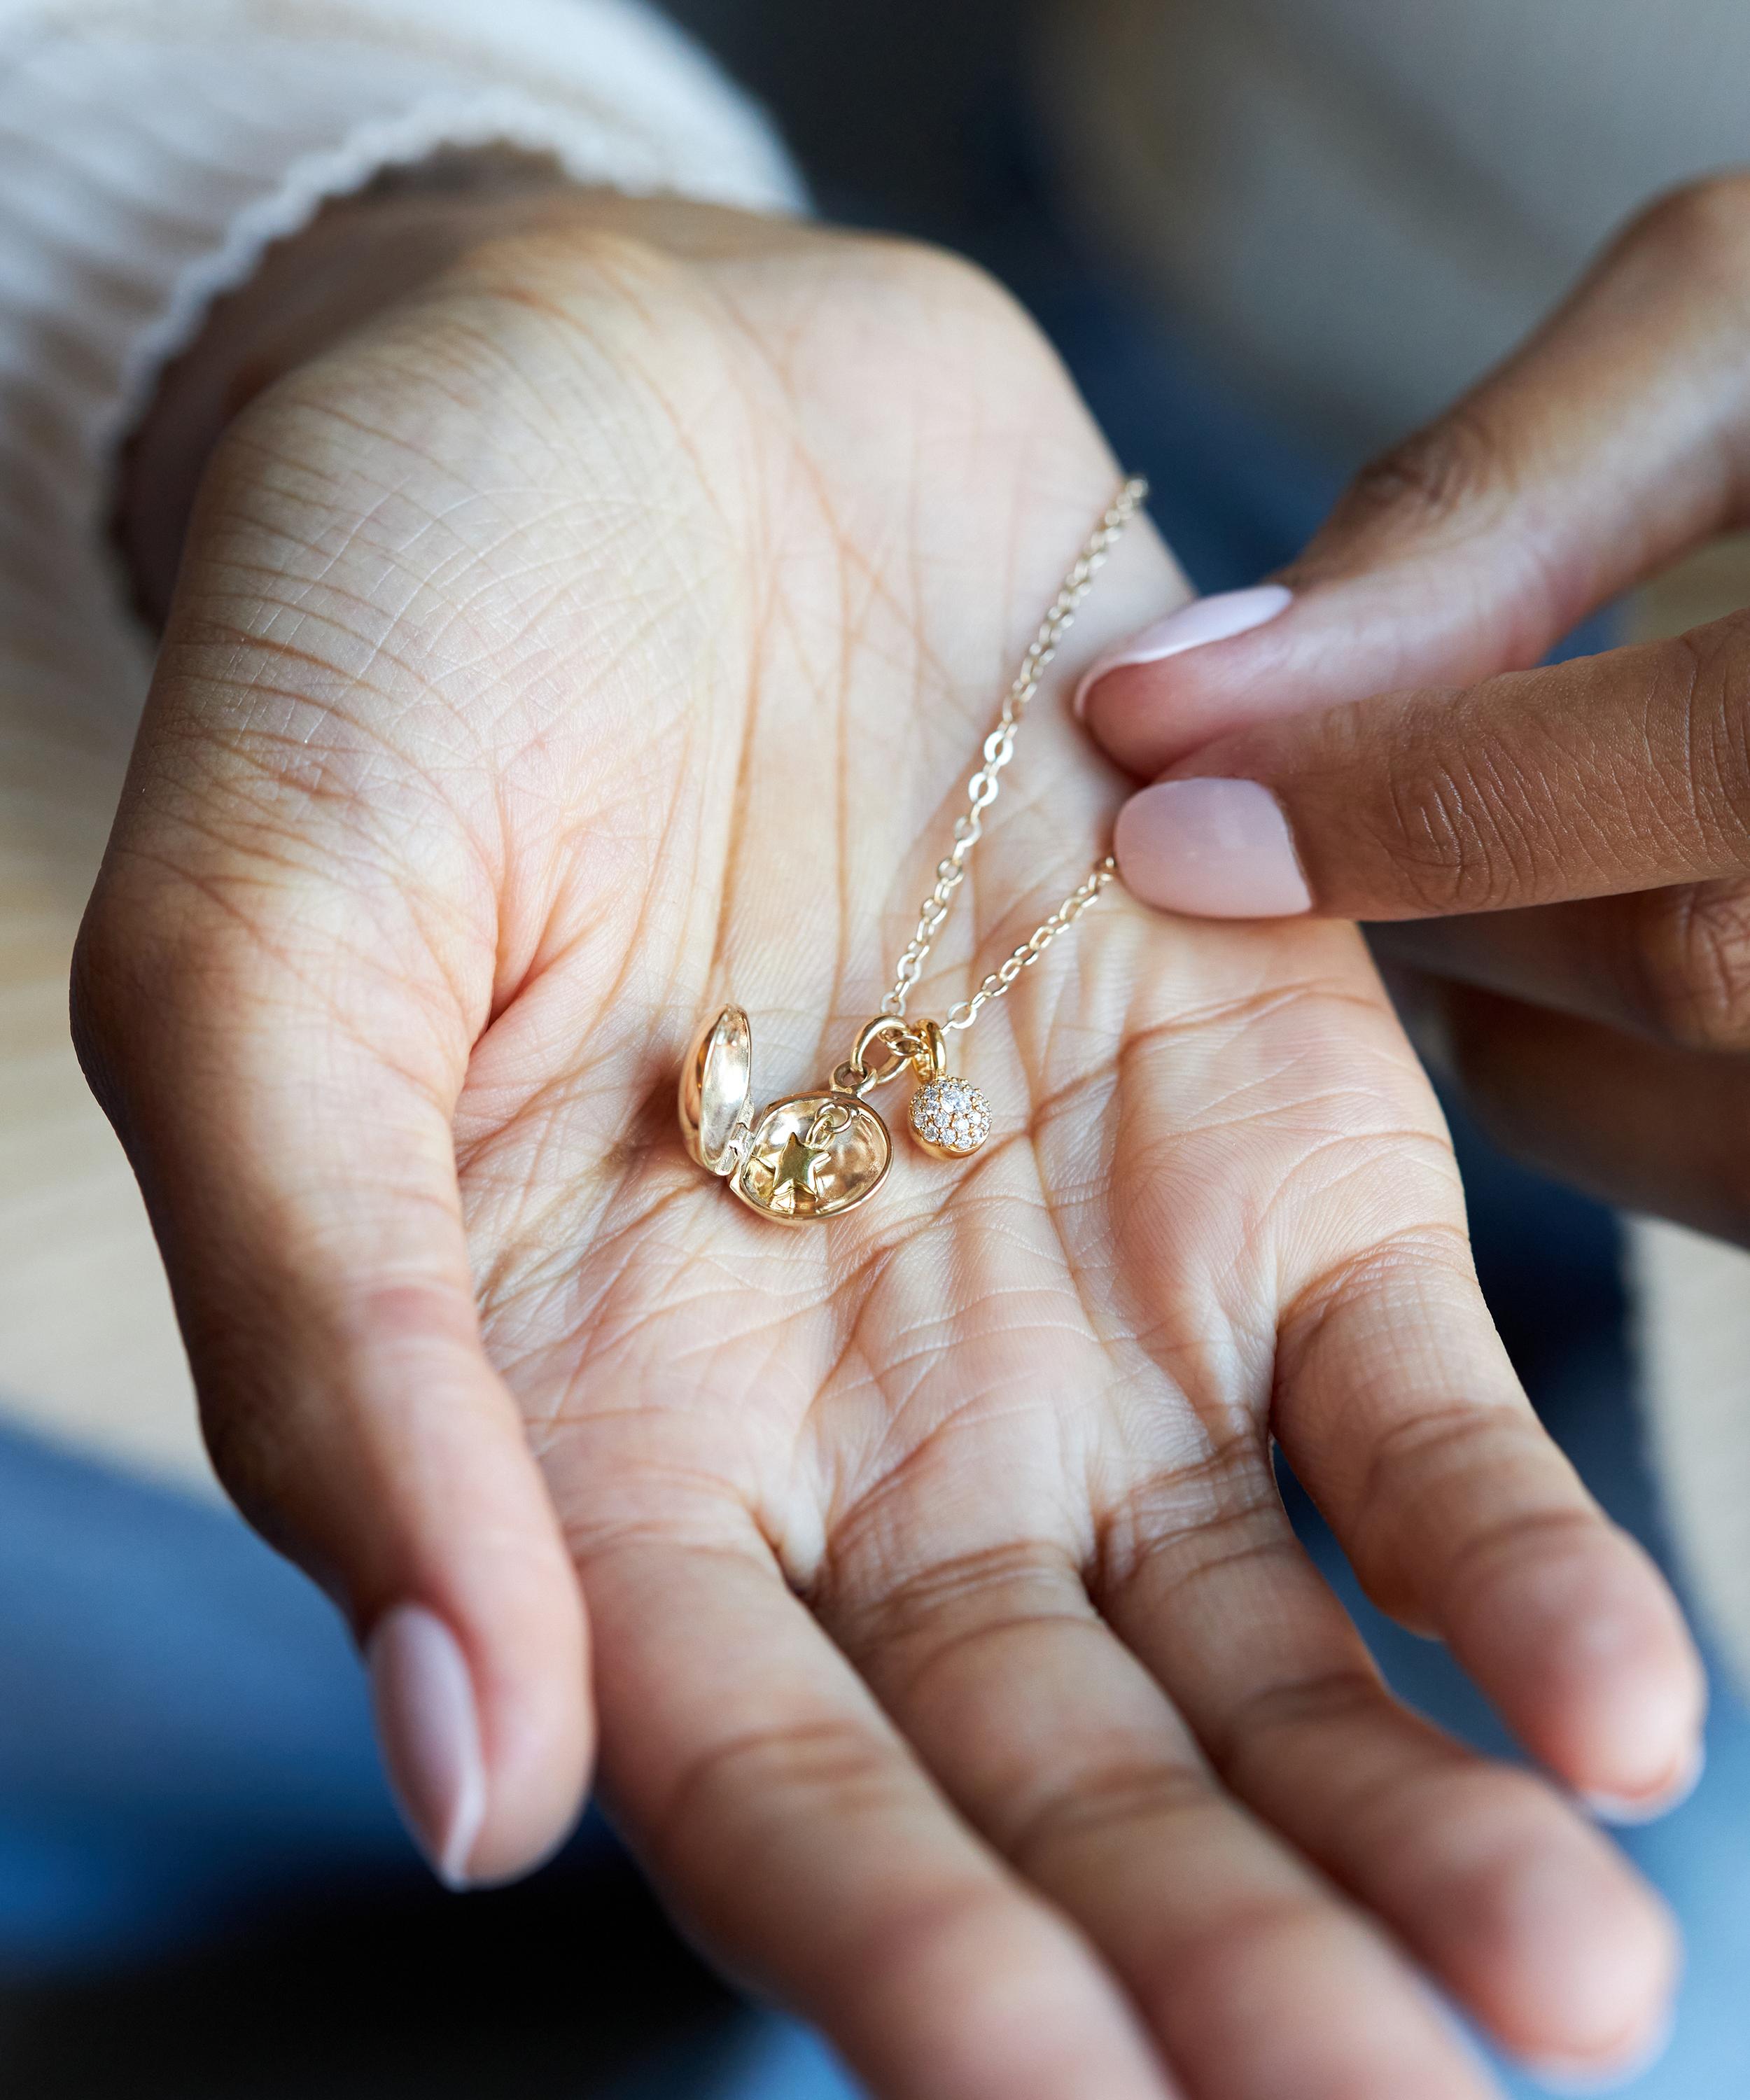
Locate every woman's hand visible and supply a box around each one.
[77,191,1698,2100]
[1082,172,1750,1246]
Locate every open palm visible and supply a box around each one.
[79,200,1699,2100]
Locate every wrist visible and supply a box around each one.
[117,162,692,624]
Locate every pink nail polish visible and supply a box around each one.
[1073,583,1292,717]
[368,1603,487,1889]
[1114,778,1312,918]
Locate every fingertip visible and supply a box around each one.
[1433,1502,1704,1819]
[369,1575,594,1889]
[1505,1534,1706,1809]
[458,1545,595,1886]
[1516,1986,1678,2096]
[1072,582,1293,723]
[1520,2005,1676,2096]
[335,1301,595,1884]
[1081,657,1255,781]
[1583,1740,1706,1826]
[1426,1782,1681,2076]
[360,1390,594,1886]
[1113,778,1313,919]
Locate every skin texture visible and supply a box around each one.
[78,194,1702,2100]
[1080,171,1750,1245]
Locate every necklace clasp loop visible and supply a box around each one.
[841,1015,925,1095]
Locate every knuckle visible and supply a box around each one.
[817,1535,1069,1633]
[659,1714,907,1854]
[1665,615,1750,843]
[197,1396,304,1551]
[862,230,1009,304]
[840,236,1065,391]
[796,225,1027,330]
[823,1545,1084,1710]
[1004,1758,1212,1877]
[67,906,123,1065]
[1437,1504,1604,1632]
[1630,881,1750,1050]
[1618,172,1750,285]
[1216,1666,1386,1773]
[1376,733,1547,913]
[1160,1892,1341,2024]
[1344,1403,1550,1624]
[1331,402,1510,543]
[439,219,695,335]
[1341,1757,1587,1955]
[1093,1425,1278,1602]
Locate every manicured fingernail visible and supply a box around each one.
[1520,2005,1676,2094]
[1583,1741,1706,1826]
[368,1603,486,1889]
[1114,778,1312,918]
[1073,583,1292,717]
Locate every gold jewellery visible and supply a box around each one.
[680,477,1147,1226]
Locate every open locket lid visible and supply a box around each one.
[678,1006,755,1176]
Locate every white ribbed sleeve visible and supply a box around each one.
[0,0,802,706]
[0,0,798,1485]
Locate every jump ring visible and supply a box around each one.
[851,1016,916,1085]
[831,1059,877,1098]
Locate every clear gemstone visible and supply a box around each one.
[911,1076,990,1154]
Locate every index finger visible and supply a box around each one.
[1079,174,1750,783]
[1110,609,1750,923]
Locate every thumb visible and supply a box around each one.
[73,864,591,1890]
[1105,603,1750,925]
[1078,174,1750,779]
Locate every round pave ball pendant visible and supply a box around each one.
[909,1075,991,1158]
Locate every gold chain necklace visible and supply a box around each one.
[680,477,1147,1226]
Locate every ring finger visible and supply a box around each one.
[1431,976,1750,1243]
[818,1527,1502,2100]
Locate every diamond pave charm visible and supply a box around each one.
[908,1074,991,1159]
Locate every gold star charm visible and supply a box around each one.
[768,1129,830,1216]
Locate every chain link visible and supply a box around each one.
[881,476,1147,1030]
[942,855,1118,1032]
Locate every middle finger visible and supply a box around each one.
[1095,1432,1678,2085]
[817,1527,1498,2100]
[1373,876,1750,1055]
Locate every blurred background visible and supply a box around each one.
[4,2,1749,2094]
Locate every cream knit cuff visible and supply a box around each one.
[0,0,801,690]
